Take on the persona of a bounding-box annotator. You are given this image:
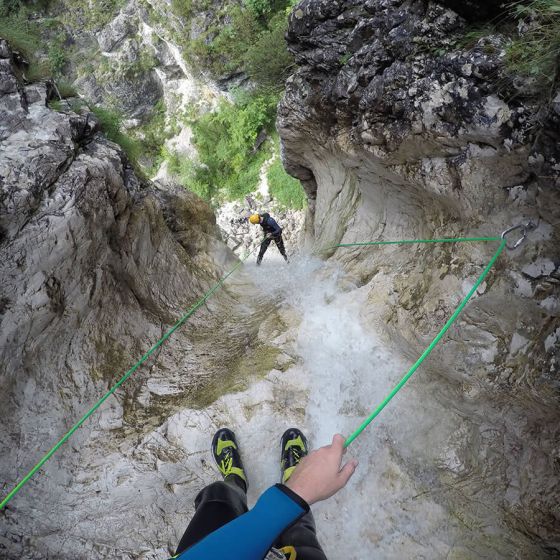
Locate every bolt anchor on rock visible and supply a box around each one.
[501,221,536,250]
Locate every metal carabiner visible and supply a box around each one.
[501,221,536,250]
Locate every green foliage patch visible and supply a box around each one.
[167,92,278,201]
[180,0,297,91]
[170,0,193,19]
[0,11,35,55]
[130,99,176,173]
[505,0,560,88]
[48,42,66,74]
[0,0,71,79]
[55,79,78,98]
[123,51,158,79]
[267,154,306,210]
[61,0,125,31]
[244,10,295,90]
[90,105,143,169]
[0,1,41,60]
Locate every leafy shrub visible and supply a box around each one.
[243,0,272,16]
[131,99,172,173]
[244,10,294,91]
[200,5,263,76]
[267,156,306,209]
[48,44,66,74]
[166,149,213,199]
[183,0,295,91]
[171,0,193,19]
[191,92,276,199]
[167,92,278,201]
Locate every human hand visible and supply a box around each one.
[286,434,358,505]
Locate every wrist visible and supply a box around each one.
[277,483,310,510]
[285,480,315,505]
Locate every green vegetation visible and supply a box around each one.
[243,0,274,16]
[131,99,177,173]
[0,1,71,79]
[0,1,42,65]
[123,51,158,79]
[47,42,66,74]
[167,92,278,201]
[163,0,306,205]
[0,2,35,53]
[170,0,194,19]
[166,150,212,200]
[505,0,560,87]
[0,0,307,208]
[91,101,178,177]
[47,98,64,111]
[459,1,560,91]
[61,0,125,31]
[244,10,295,89]
[178,0,297,91]
[55,79,78,98]
[90,105,143,168]
[166,94,305,209]
[268,154,306,210]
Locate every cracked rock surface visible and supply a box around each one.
[0,40,283,558]
[279,0,560,554]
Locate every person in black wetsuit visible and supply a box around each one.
[249,213,289,265]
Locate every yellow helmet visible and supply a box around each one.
[249,214,260,224]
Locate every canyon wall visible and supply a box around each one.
[278,0,560,552]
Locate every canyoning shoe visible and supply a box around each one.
[280,428,308,484]
[212,428,248,492]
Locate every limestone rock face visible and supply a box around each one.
[52,0,228,123]
[0,40,275,558]
[279,0,559,553]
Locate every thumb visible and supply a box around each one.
[338,459,358,486]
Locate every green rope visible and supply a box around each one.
[334,236,501,248]
[344,237,507,447]
[0,233,508,508]
[0,245,260,511]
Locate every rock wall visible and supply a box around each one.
[0,39,281,558]
[49,0,219,121]
[279,0,559,553]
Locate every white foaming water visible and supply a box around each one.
[163,251,528,558]
[246,254,449,558]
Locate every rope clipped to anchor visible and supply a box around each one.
[0,222,534,509]
[341,222,535,447]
